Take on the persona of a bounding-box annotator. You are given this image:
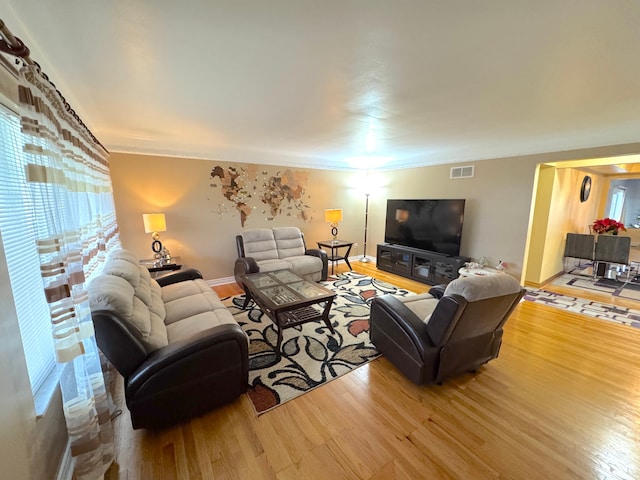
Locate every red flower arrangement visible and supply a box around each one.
[592,217,626,235]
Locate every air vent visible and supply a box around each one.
[450,165,474,179]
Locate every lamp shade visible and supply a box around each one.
[324,209,343,224]
[142,213,167,233]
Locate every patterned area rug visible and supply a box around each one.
[551,271,640,301]
[524,288,640,329]
[223,272,413,415]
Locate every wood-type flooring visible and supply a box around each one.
[105,261,640,479]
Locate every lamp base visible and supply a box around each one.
[153,247,172,265]
[360,256,371,263]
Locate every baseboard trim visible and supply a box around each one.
[206,275,235,287]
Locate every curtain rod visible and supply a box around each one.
[0,18,108,153]
[0,19,34,65]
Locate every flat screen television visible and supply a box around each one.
[384,199,465,256]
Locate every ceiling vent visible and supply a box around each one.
[450,165,474,179]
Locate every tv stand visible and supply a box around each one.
[376,244,470,286]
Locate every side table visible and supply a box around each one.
[140,257,182,279]
[317,240,353,275]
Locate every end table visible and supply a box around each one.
[140,257,182,279]
[317,240,353,275]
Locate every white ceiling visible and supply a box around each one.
[4,1,640,170]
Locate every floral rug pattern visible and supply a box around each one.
[223,272,413,414]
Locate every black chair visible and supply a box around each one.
[594,234,631,264]
[369,274,525,385]
[594,234,631,279]
[563,233,595,273]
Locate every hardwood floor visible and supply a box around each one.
[106,262,640,480]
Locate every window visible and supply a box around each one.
[609,187,626,222]
[0,104,56,395]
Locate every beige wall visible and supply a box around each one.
[110,153,541,280]
[111,144,640,285]
[109,153,377,280]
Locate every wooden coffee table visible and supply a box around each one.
[239,270,336,353]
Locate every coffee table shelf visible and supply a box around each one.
[278,305,323,328]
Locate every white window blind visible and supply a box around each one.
[609,187,626,222]
[0,104,56,394]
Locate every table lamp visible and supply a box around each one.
[143,213,171,260]
[324,208,343,241]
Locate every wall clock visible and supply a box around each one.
[580,175,591,202]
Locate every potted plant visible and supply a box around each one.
[592,218,626,235]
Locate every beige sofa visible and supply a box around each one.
[234,227,328,284]
[88,249,248,429]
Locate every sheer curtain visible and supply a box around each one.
[18,64,119,480]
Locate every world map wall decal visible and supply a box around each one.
[209,164,312,226]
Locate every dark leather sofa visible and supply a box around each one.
[88,249,248,429]
[370,273,525,385]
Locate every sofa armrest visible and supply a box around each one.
[156,268,203,286]
[91,309,149,378]
[428,284,447,299]
[425,295,466,346]
[234,257,259,285]
[126,323,249,401]
[370,295,433,357]
[305,248,328,281]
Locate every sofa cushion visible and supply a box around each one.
[166,309,239,344]
[161,278,243,345]
[88,274,168,351]
[286,255,323,280]
[396,293,439,323]
[162,278,227,325]
[88,255,168,351]
[273,227,306,259]
[241,228,278,261]
[252,258,294,273]
[101,257,142,289]
[106,248,141,265]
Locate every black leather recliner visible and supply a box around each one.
[88,249,248,429]
[370,274,525,385]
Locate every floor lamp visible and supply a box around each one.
[361,193,371,263]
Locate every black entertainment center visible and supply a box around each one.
[377,199,470,285]
[377,243,469,285]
